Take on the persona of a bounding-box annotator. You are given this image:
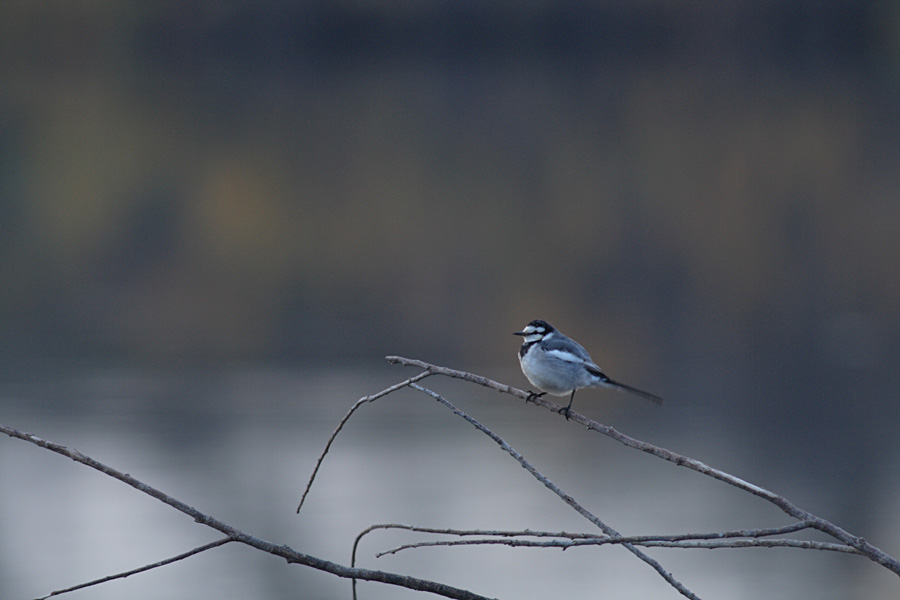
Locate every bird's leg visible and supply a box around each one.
[559,390,576,420]
[525,391,546,404]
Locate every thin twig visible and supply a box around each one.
[0,424,494,600]
[34,537,235,600]
[292,371,442,600]
[296,370,433,513]
[387,356,900,577]
[375,536,859,557]
[354,521,816,549]
[408,382,702,600]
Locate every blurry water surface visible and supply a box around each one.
[1,363,898,600]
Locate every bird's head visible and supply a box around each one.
[514,320,555,343]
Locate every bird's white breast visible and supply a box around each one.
[519,344,578,396]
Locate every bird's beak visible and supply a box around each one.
[513,330,527,336]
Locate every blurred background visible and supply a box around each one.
[1,2,899,599]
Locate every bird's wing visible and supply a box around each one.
[583,361,612,382]
[541,335,592,362]
[544,348,591,366]
[546,342,663,404]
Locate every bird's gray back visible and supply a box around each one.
[542,332,593,362]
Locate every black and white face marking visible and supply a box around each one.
[514,320,556,344]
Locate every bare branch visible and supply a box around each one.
[385,356,521,397]
[296,370,433,513]
[387,356,900,577]
[376,536,860,557]
[637,539,859,552]
[353,521,817,549]
[353,521,858,595]
[0,423,494,600]
[354,522,855,557]
[350,522,607,598]
[407,382,702,600]
[34,537,235,600]
[6,356,898,600]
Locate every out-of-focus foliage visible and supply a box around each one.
[1,2,898,369]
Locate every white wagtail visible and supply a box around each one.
[514,319,662,419]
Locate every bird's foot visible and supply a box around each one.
[557,406,572,420]
[525,391,546,404]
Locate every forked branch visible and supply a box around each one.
[385,356,900,576]
[3,356,897,600]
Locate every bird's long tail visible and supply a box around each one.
[587,364,663,404]
[609,379,664,405]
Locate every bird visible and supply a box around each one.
[514,319,662,419]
